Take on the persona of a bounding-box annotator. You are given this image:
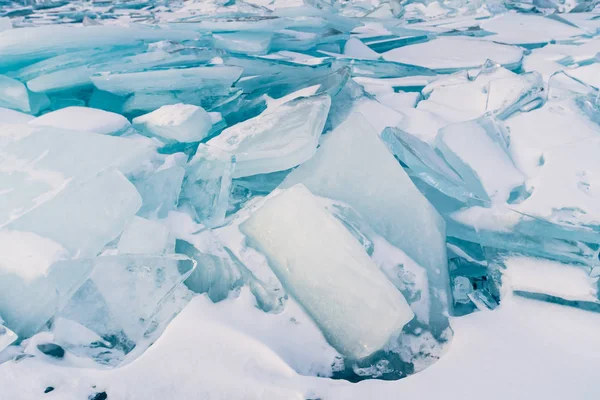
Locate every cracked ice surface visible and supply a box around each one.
[1,0,600,399]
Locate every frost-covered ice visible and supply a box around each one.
[1,0,600,398]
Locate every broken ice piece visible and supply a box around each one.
[436,117,525,203]
[56,255,196,359]
[29,106,130,135]
[132,103,213,143]
[133,166,185,220]
[240,184,414,360]
[213,32,273,55]
[208,93,331,178]
[0,317,17,352]
[0,75,30,112]
[90,66,243,96]
[7,168,142,257]
[118,217,174,255]
[180,144,234,227]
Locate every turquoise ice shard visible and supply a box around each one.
[180,144,234,227]
[381,127,480,204]
[0,75,30,112]
[133,166,185,220]
[0,232,93,338]
[343,37,380,60]
[0,318,17,352]
[213,32,273,55]
[91,66,243,96]
[383,37,523,72]
[118,217,174,256]
[0,123,152,229]
[132,104,213,143]
[0,107,33,124]
[282,113,448,287]
[436,117,525,203]
[8,168,141,258]
[208,93,331,178]
[0,25,198,68]
[29,107,130,135]
[56,255,196,359]
[240,184,414,360]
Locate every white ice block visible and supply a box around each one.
[133,103,213,143]
[240,184,413,360]
[29,106,130,135]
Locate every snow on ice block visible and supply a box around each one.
[29,107,130,135]
[436,117,525,203]
[0,75,30,112]
[383,37,523,72]
[0,123,152,228]
[56,255,196,356]
[132,103,213,143]
[118,216,174,255]
[0,232,92,338]
[91,66,243,96]
[7,169,142,257]
[0,107,33,124]
[0,319,16,352]
[282,113,447,284]
[208,93,331,178]
[240,184,413,360]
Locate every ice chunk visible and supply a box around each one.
[240,184,414,360]
[383,37,523,72]
[0,107,34,124]
[180,144,234,227]
[132,104,213,143]
[0,123,152,228]
[208,94,331,178]
[29,107,130,135]
[56,255,195,360]
[282,113,448,284]
[0,75,30,112]
[133,166,185,219]
[0,319,17,353]
[8,169,141,257]
[0,253,93,338]
[213,32,273,55]
[118,217,174,255]
[503,256,597,302]
[343,37,380,60]
[0,25,197,68]
[91,66,243,96]
[436,117,525,203]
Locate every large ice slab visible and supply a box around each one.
[436,117,525,203]
[133,166,185,220]
[0,123,152,229]
[240,184,413,360]
[383,37,523,72]
[208,93,331,178]
[7,168,142,257]
[29,107,130,135]
[91,66,243,96]
[118,217,174,256]
[0,75,30,112]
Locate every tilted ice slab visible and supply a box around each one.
[0,123,152,233]
[0,25,198,67]
[383,37,523,72]
[209,93,331,178]
[118,216,174,256]
[436,117,525,203]
[91,66,243,96]
[0,318,16,353]
[240,184,413,360]
[282,113,447,283]
[29,106,130,135]
[0,75,30,112]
